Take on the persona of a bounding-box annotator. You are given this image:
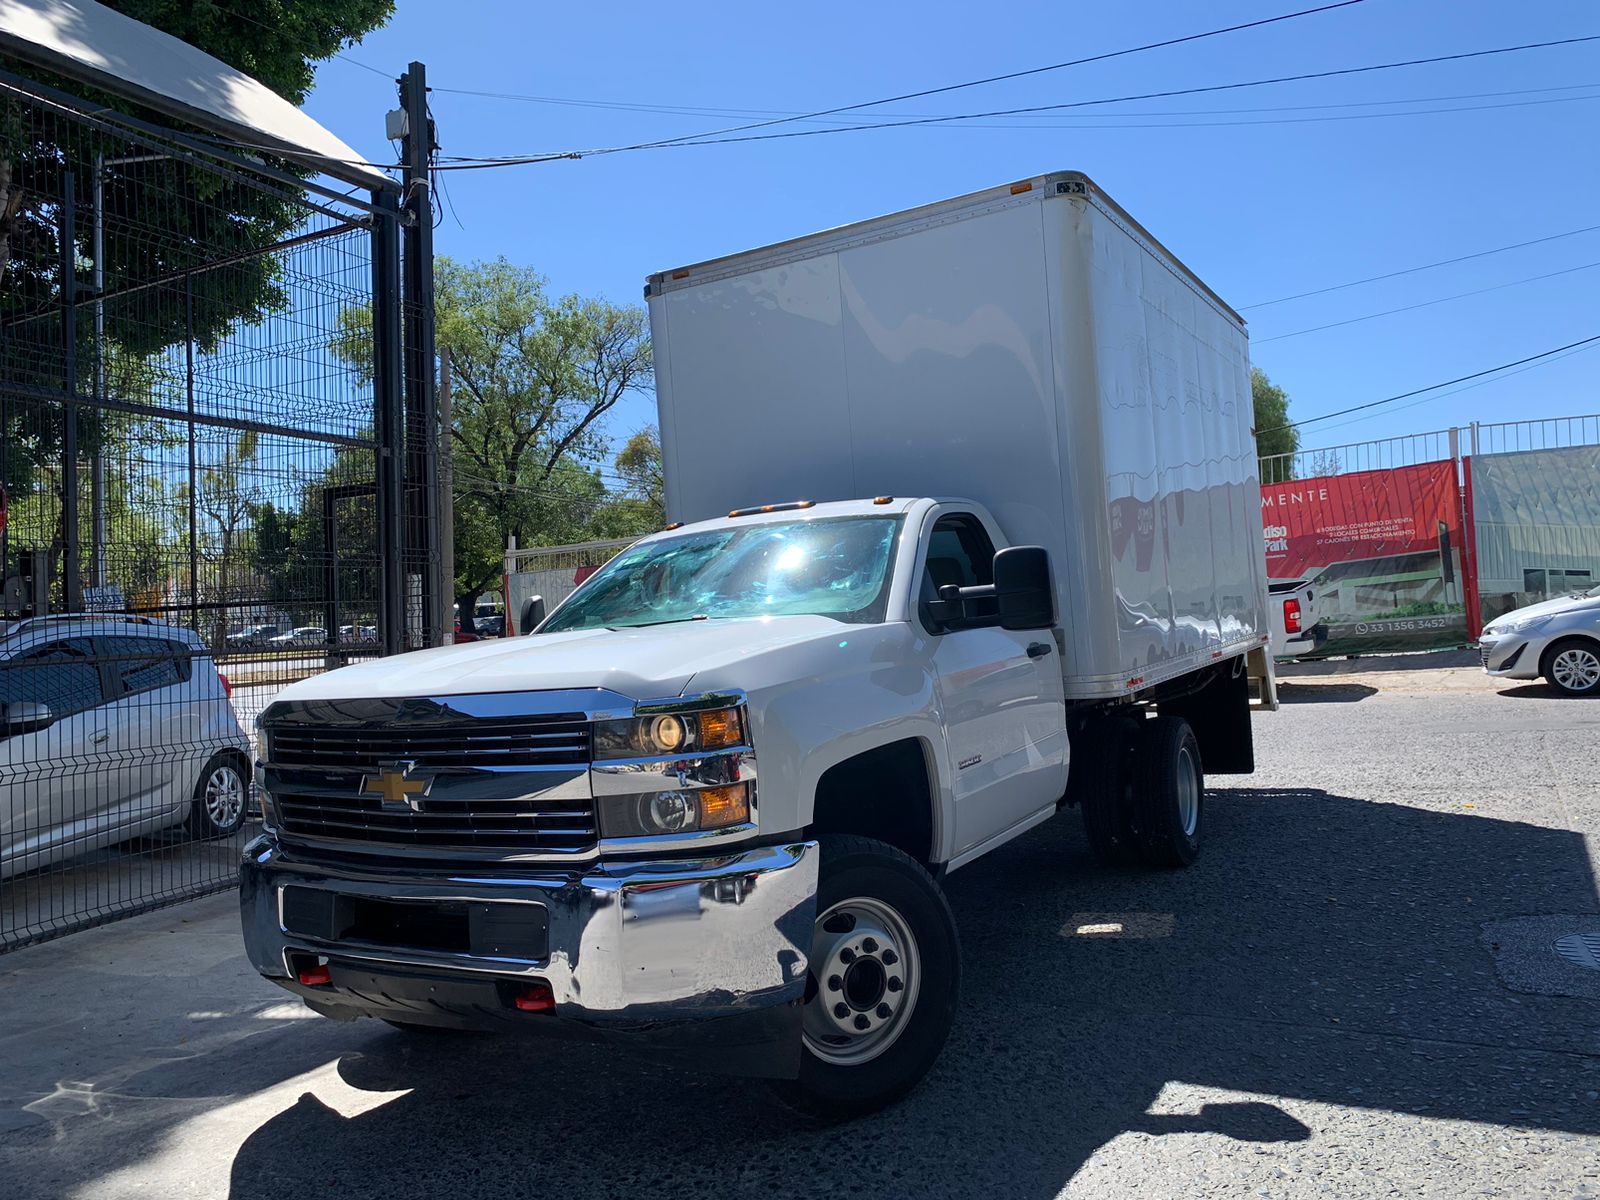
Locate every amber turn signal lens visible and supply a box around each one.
[696,708,743,749]
[698,784,750,829]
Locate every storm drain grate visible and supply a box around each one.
[1553,933,1600,971]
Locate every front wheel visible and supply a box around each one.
[1543,638,1600,697]
[771,836,960,1121]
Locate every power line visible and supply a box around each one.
[432,79,1599,121]
[440,1,1370,153]
[435,33,1600,169]
[1260,334,1600,433]
[1255,260,1600,343]
[1243,221,1600,309]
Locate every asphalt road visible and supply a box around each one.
[1,668,1596,1199]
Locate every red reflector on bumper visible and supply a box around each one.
[297,964,332,987]
[514,983,555,1013]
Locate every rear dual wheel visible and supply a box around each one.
[1077,715,1203,869]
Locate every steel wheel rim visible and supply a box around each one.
[1553,648,1600,691]
[205,765,245,828]
[1176,745,1200,838]
[802,895,921,1067]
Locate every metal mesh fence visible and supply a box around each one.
[0,69,418,949]
[504,538,637,633]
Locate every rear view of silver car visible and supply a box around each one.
[1479,585,1600,697]
[0,615,253,878]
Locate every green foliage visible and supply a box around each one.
[1252,368,1300,467]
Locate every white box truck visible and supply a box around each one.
[241,171,1273,1119]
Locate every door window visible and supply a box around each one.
[98,636,191,699]
[920,514,999,631]
[0,638,106,718]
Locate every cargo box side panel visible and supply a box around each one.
[649,257,856,524]
[835,198,1071,574]
[1059,196,1259,691]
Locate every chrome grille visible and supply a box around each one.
[264,701,595,855]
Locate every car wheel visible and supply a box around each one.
[189,752,249,838]
[1543,638,1600,697]
[770,836,959,1121]
[1131,716,1204,868]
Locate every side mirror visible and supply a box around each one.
[520,594,547,635]
[2,700,55,735]
[994,546,1054,631]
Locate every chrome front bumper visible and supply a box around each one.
[240,835,819,1075]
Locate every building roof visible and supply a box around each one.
[0,0,391,190]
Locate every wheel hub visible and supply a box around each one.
[804,897,920,1064]
[1553,648,1600,691]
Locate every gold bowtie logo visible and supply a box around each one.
[363,761,432,812]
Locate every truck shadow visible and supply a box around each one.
[226,787,1600,1199]
[1275,681,1378,704]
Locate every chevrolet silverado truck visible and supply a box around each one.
[241,172,1274,1117]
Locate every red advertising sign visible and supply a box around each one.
[1260,460,1467,654]
[1260,461,1460,579]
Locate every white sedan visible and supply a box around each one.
[1479,585,1600,696]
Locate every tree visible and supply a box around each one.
[191,431,264,646]
[1252,368,1299,473]
[616,426,665,514]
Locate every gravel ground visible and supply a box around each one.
[1,665,1596,1199]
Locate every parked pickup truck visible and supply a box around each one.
[1267,578,1325,659]
[240,172,1274,1118]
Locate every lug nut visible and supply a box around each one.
[839,947,856,964]
[854,1014,870,1031]
[834,1002,849,1018]
[882,949,898,966]
[876,1003,892,1019]
[862,937,878,953]
[827,974,842,991]
[887,977,903,992]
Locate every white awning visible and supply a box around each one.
[0,0,392,190]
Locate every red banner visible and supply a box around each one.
[1261,461,1459,579]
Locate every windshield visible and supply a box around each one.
[543,516,903,633]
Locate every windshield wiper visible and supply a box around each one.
[605,614,709,631]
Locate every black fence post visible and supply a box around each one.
[59,169,81,612]
[185,272,199,634]
[372,188,406,656]
[401,62,440,647]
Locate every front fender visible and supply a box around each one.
[689,624,957,861]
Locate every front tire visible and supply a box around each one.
[1543,638,1600,697]
[771,835,959,1121]
[189,752,249,838]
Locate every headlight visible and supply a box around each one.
[594,706,745,758]
[597,782,752,837]
[1504,614,1553,634]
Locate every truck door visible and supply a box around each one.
[917,511,1068,856]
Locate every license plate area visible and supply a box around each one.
[280,886,549,962]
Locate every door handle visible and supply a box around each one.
[92,730,110,745]
[1026,642,1052,659]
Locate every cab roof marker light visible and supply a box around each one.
[872,496,894,505]
[727,499,815,518]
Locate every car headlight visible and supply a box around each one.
[597,782,752,837]
[593,706,745,758]
[1503,614,1553,635]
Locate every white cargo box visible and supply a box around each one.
[645,171,1268,698]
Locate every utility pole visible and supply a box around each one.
[398,62,441,647]
[438,347,454,644]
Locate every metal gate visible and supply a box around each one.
[0,64,434,949]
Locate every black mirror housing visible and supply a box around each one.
[994,546,1054,630]
[520,594,547,635]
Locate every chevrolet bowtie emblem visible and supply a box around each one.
[363,761,433,812]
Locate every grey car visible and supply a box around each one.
[0,615,253,878]
[1479,585,1600,696]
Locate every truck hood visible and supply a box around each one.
[1484,593,1600,630]
[270,615,852,704]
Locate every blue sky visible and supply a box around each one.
[301,0,1600,461]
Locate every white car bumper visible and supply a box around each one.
[1478,630,1544,680]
